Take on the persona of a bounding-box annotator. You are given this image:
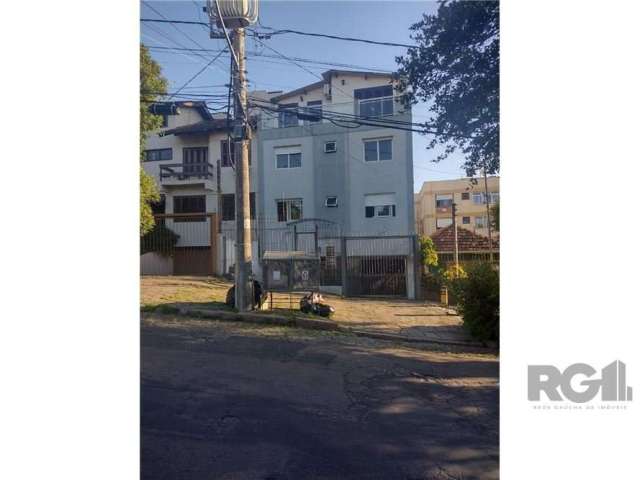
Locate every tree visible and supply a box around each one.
[140,44,168,235]
[396,1,499,176]
[418,235,438,269]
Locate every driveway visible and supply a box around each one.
[142,314,499,479]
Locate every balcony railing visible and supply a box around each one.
[259,96,409,130]
[159,162,214,181]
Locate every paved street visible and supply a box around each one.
[142,314,499,480]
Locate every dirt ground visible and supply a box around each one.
[141,276,470,343]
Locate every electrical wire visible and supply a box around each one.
[169,47,228,99]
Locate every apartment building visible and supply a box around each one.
[414,177,500,237]
[141,71,416,293]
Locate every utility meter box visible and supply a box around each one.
[262,251,320,292]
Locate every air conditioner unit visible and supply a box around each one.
[325,196,338,208]
[324,141,337,153]
[323,83,331,99]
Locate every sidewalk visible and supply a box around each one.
[141,276,484,348]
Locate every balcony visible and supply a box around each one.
[259,96,409,131]
[159,162,215,190]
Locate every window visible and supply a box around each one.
[472,192,500,205]
[365,193,396,218]
[462,216,471,224]
[182,147,208,175]
[325,196,338,207]
[364,138,392,162]
[475,216,488,228]
[435,194,453,209]
[173,195,206,222]
[461,192,470,200]
[222,192,256,221]
[275,151,302,169]
[306,100,322,123]
[276,198,303,222]
[151,195,166,215]
[354,85,394,117]
[144,148,172,162]
[161,114,169,128]
[436,217,453,229]
[278,103,299,128]
[324,141,337,153]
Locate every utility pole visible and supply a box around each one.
[232,28,252,311]
[207,0,258,311]
[452,200,459,271]
[482,165,494,263]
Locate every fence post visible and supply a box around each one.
[209,213,218,275]
[340,236,348,297]
[413,235,423,301]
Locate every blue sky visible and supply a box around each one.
[141,0,469,191]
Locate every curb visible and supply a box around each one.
[144,305,493,350]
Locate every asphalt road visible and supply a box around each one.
[142,314,499,480]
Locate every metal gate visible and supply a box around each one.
[343,235,413,297]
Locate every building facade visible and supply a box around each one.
[414,177,500,237]
[141,71,417,295]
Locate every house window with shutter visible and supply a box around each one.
[364,193,396,218]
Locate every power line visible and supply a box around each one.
[144,45,393,73]
[142,3,211,59]
[169,47,228,99]
[249,27,416,49]
[139,18,417,49]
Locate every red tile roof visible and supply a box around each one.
[430,225,499,252]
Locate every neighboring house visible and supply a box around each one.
[430,224,499,265]
[414,177,499,237]
[142,71,416,287]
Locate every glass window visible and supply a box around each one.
[473,192,484,204]
[276,199,303,222]
[461,192,470,200]
[289,153,302,168]
[354,85,394,118]
[173,195,206,223]
[435,194,453,208]
[144,148,173,162]
[364,141,378,162]
[378,139,392,160]
[462,216,471,224]
[364,138,392,162]
[278,103,299,128]
[475,216,488,228]
[276,154,289,169]
[221,194,235,221]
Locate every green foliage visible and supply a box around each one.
[141,221,180,257]
[140,168,160,236]
[491,202,499,231]
[396,1,499,176]
[418,235,438,268]
[443,264,466,282]
[140,44,168,235]
[448,262,499,343]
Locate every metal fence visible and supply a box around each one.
[142,214,421,299]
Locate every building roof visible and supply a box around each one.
[430,225,499,252]
[270,69,396,103]
[148,101,213,121]
[159,118,230,137]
